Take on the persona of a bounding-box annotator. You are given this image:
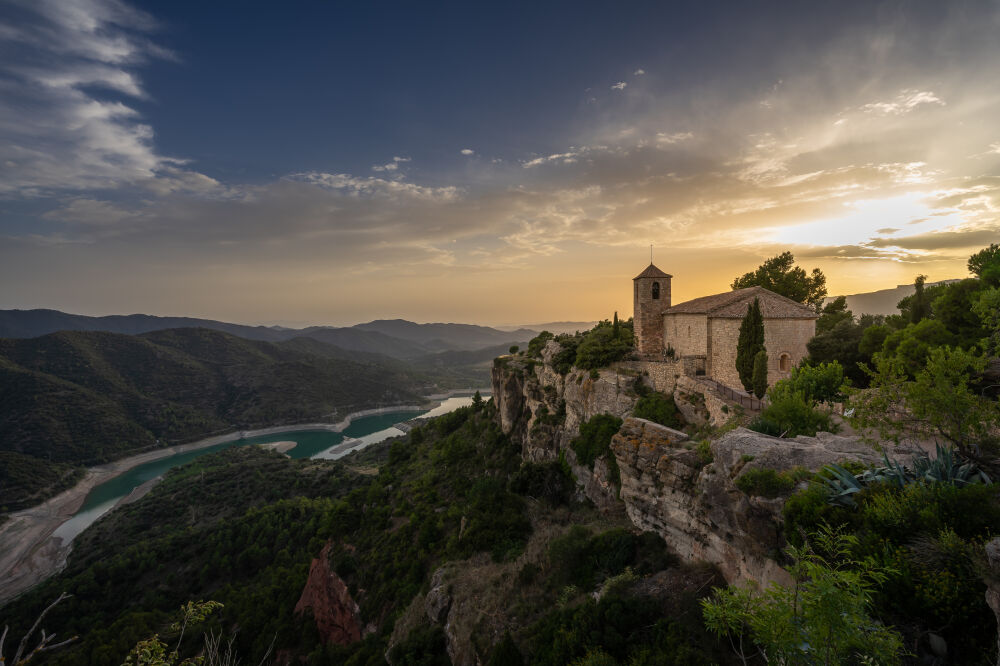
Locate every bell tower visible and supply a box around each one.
[633,263,672,357]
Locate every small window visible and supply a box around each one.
[652,282,660,300]
[687,326,691,337]
[779,353,791,372]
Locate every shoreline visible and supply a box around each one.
[0,391,490,606]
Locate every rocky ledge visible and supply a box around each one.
[613,418,882,587]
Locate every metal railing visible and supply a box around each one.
[696,377,767,411]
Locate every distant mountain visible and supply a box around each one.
[830,279,962,316]
[0,309,535,359]
[0,328,428,510]
[495,321,597,335]
[353,319,538,350]
[0,309,288,342]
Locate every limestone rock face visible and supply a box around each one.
[613,420,880,587]
[984,538,1000,665]
[294,541,363,646]
[491,342,640,508]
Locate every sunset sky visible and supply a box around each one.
[1,0,998,326]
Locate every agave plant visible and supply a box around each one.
[820,443,991,507]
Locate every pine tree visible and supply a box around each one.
[752,349,768,399]
[736,297,765,392]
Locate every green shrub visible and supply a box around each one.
[750,391,833,437]
[552,336,581,375]
[526,331,554,358]
[778,361,846,403]
[509,459,575,505]
[570,414,623,470]
[388,624,450,665]
[735,467,808,498]
[574,321,634,371]
[632,392,683,429]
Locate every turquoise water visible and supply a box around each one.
[51,396,481,543]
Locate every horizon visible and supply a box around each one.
[2,1,997,325]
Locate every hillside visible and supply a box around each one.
[0,309,536,359]
[0,328,428,510]
[0,404,731,665]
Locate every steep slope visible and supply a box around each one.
[1,405,731,665]
[0,328,427,509]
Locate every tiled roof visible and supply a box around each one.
[633,264,672,279]
[665,286,818,319]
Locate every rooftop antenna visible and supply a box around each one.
[650,244,653,264]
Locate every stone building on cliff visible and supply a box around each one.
[633,263,817,390]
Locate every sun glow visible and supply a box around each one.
[764,193,964,248]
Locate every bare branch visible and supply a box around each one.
[12,592,72,664]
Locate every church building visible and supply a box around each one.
[633,263,818,391]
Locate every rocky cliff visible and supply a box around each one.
[294,540,365,646]
[492,345,879,587]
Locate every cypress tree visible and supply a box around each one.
[752,349,768,399]
[613,311,620,338]
[736,297,765,392]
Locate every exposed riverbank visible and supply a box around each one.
[0,392,487,606]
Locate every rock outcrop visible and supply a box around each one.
[613,419,881,587]
[491,344,882,588]
[294,541,363,646]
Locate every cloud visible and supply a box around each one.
[371,156,411,172]
[0,0,217,197]
[460,148,474,155]
[656,132,693,144]
[859,89,945,116]
[633,69,645,76]
[610,81,626,91]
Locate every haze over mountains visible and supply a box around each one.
[829,278,961,316]
[0,310,547,359]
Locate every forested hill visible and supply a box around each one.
[0,309,535,360]
[0,328,428,510]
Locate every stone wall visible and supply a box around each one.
[663,313,708,357]
[708,317,815,390]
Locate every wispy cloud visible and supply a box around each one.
[610,81,626,91]
[858,89,945,116]
[460,148,474,155]
[0,0,200,196]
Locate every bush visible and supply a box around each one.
[632,392,683,429]
[552,336,581,375]
[734,467,806,498]
[750,391,833,438]
[548,527,673,591]
[509,459,575,506]
[526,331,554,358]
[570,414,623,470]
[458,478,532,561]
[779,361,846,404]
[574,321,634,371]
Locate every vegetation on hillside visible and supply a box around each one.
[520,317,635,374]
[2,401,732,665]
[0,328,430,511]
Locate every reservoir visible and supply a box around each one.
[51,395,482,544]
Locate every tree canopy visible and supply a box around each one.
[731,251,827,310]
